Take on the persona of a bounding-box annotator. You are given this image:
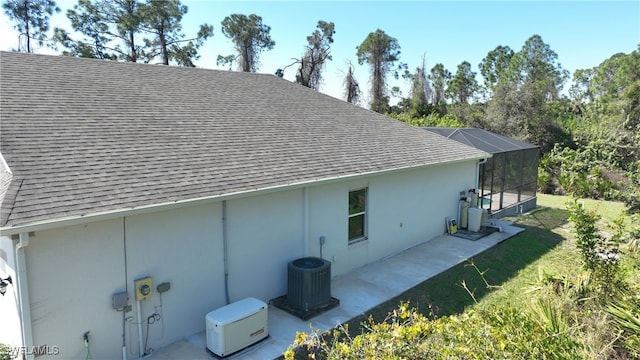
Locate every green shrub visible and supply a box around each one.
[0,344,13,360]
[284,303,582,360]
[538,130,640,211]
[567,199,624,299]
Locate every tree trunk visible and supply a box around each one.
[160,27,168,65]
[129,30,136,62]
[127,1,136,62]
[23,0,31,52]
[242,44,250,72]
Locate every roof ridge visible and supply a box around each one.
[0,50,282,79]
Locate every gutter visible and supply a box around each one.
[15,232,34,360]
[0,154,491,236]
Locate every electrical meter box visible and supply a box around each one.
[134,277,153,301]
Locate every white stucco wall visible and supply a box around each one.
[11,159,478,359]
[123,203,223,355]
[226,189,305,301]
[18,203,225,360]
[24,219,125,359]
[308,160,476,275]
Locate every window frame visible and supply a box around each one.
[348,187,368,244]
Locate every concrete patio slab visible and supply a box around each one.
[148,219,523,360]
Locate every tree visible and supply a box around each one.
[588,48,640,129]
[447,61,479,104]
[479,45,514,93]
[54,0,144,61]
[3,0,60,52]
[139,0,213,66]
[402,54,431,116]
[429,63,451,108]
[344,61,361,105]
[218,13,275,72]
[484,35,569,151]
[567,67,594,117]
[53,3,115,60]
[295,20,335,90]
[356,29,405,113]
[116,0,143,62]
[513,34,568,101]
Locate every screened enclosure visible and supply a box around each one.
[425,128,539,217]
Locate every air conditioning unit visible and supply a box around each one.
[287,257,331,312]
[206,297,268,357]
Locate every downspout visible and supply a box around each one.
[122,217,128,360]
[302,187,309,257]
[16,232,34,360]
[222,200,230,305]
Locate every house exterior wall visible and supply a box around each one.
[7,160,478,359]
[307,161,476,275]
[124,203,223,353]
[225,189,305,301]
[21,219,126,359]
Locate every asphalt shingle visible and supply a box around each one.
[0,52,489,227]
[424,127,538,154]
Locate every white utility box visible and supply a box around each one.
[206,297,268,357]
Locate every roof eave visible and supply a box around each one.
[0,154,490,236]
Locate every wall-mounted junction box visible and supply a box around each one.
[157,282,171,294]
[112,291,129,309]
[134,277,153,301]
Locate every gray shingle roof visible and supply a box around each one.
[1,52,489,228]
[424,128,538,154]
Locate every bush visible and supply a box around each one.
[0,344,13,360]
[538,129,640,212]
[284,302,581,360]
[567,199,624,299]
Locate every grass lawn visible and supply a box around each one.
[345,193,630,332]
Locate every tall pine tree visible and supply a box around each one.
[3,0,60,52]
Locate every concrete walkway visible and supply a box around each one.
[149,219,523,360]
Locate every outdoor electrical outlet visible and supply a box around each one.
[319,236,326,245]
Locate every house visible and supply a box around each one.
[0,52,490,359]
[424,127,539,217]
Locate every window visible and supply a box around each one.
[348,188,367,243]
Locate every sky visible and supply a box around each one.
[1,1,639,105]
